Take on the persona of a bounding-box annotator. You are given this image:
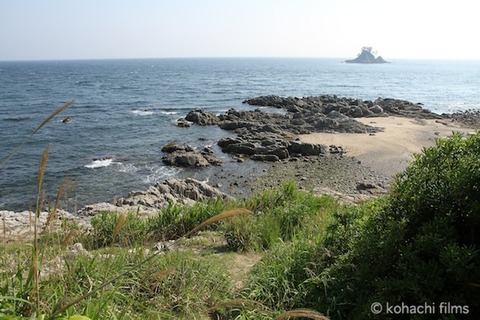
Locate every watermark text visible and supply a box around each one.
[370,302,469,315]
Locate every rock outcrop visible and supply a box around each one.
[161,142,223,167]
[242,95,439,120]
[178,95,440,162]
[185,109,219,126]
[79,178,232,217]
[2,177,232,240]
[1,209,92,241]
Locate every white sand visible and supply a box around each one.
[299,117,477,176]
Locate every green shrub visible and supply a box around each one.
[243,198,383,314]
[245,132,480,319]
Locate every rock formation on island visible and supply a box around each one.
[345,47,388,64]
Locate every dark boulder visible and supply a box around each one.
[222,142,257,156]
[162,152,210,167]
[288,141,328,156]
[161,142,194,153]
[185,109,219,125]
[161,142,223,167]
[369,105,384,114]
[176,118,193,127]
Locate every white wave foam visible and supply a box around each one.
[117,163,138,174]
[160,111,179,115]
[84,158,114,169]
[142,166,178,184]
[131,109,154,116]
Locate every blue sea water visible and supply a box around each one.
[1,58,479,211]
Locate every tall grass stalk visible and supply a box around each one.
[2,211,5,239]
[1,101,73,316]
[183,208,252,238]
[111,212,128,245]
[31,145,50,315]
[44,176,71,233]
[274,309,329,320]
[209,298,270,312]
[47,208,251,319]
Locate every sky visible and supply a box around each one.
[1,0,479,61]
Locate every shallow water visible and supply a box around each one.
[1,58,479,210]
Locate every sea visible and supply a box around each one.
[1,58,479,211]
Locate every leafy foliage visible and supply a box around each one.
[245,133,480,319]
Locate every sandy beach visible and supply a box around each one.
[238,115,478,203]
[298,116,477,177]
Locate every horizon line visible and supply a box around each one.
[1,56,480,63]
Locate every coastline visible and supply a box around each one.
[299,116,476,177]
[246,116,477,203]
[2,95,479,240]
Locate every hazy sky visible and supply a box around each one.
[1,0,479,61]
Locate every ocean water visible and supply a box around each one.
[1,58,479,211]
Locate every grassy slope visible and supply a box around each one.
[1,181,335,319]
[2,109,478,319]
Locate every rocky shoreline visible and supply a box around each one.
[2,95,479,241]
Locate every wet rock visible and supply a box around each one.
[251,154,280,162]
[162,152,210,167]
[161,142,223,167]
[161,143,194,153]
[176,118,193,127]
[226,143,257,156]
[185,109,219,125]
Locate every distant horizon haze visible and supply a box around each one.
[1,0,479,61]
[2,56,480,63]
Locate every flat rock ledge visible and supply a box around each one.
[243,95,441,120]
[2,178,231,241]
[1,209,92,242]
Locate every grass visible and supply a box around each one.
[0,104,344,319]
[1,176,340,319]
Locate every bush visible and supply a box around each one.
[243,198,384,315]
[245,132,480,319]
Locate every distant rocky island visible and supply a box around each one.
[345,47,388,64]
